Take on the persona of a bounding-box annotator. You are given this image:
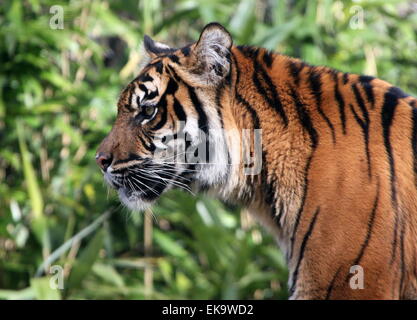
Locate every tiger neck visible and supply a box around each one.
[213,46,315,250]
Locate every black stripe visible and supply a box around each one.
[381,91,398,207]
[234,91,260,128]
[136,96,142,110]
[225,65,232,86]
[252,55,289,127]
[351,84,369,127]
[146,89,159,100]
[232,52,261,129]
[262,50,274,68]
[126,85,136,112]
[146,61,165,74]
[185,84,210,162]
[235,94,260,129]
[237,46,288,126]
[362,83,375,108]
[138,135,156,152]
[388,86,409,99]
[290,207,321,295]
[399,221,406,297]
[181,46,191,57]
[138,84,148,95]
[263,150,277,222]
[173,97,187,122]
[391,215,399,264]
[289,155,314,260]
[353,179,379,266]
[334,75,347,134]
[288,61,304,87]
[237,45,259,60]
[350,106,371,177]
[137,74,153,83]
[164,66,206,136]
[113,153,145,166]
[342,73,349,85]
[381,92,399,264]
[232,52,271,210]
[154,61,163,74]
[412,108,417,187]
[359,75,375,109]
[144,75,178,132]
[309,71,336,144]
[150,96,168,131]
[289,86,318,148]
[326,266,342,300]
[165,78,179,95]
[185,85,209,135]
[351,84,371,178]
[168,54,181,65]
[359,75,375,83]
[123,103,134,112]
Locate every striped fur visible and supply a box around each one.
[97,23,417,299]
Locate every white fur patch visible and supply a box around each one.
[118,189,153,212]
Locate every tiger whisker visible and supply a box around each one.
[142,173,194,195]
[135,169,195,195]
[128,174,160,197]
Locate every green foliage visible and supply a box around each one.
[0,0,416,300]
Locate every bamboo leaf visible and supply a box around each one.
[30,277,61,300]
[16,121,43,219]
[67,230,105,290]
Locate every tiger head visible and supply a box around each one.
[96,23,240,211]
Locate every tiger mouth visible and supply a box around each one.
[107,168,169,201]
[105,163,193,208]
[118,175,168,201]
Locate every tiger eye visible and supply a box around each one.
[144,105,155,116]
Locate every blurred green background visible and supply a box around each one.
[0,0,416,300]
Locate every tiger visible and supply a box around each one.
[96,22,417,299]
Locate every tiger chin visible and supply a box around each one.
[96,22,417,300]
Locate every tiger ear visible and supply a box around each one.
[143,35,173,59]
[188,23,233,86]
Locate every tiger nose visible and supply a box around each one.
[95,152,113,172]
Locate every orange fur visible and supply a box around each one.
[97,23,417,299]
